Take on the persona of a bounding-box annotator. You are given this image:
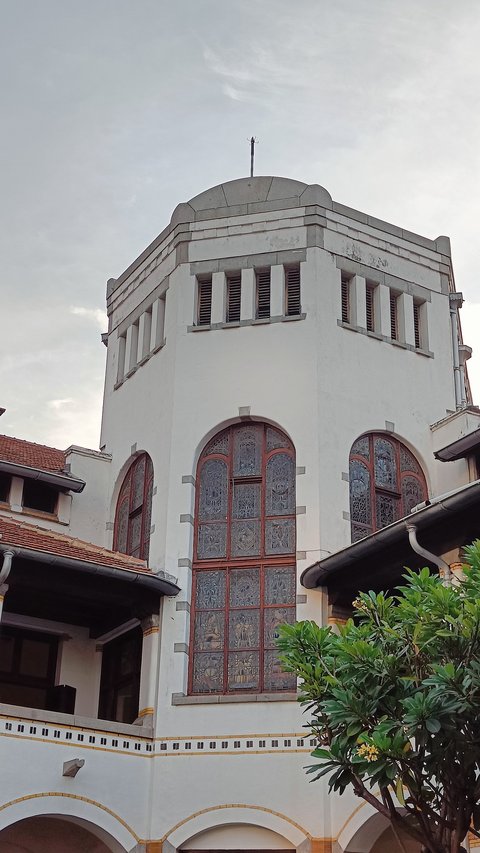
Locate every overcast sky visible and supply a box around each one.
[1,0,479,450]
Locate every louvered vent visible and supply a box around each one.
[256,269,271,319]
[413,302,421,349]
[390,292,398,340]
[341,275,350,324]
[197,279,212,326]
[226,274,241,323]
[285,265,301,316]
[366,285,375,332]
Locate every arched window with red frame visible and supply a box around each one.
[349,434,428,543]
[113,453,154,562]
[190,423,297,696]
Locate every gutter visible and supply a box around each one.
[0,543,180,597]
[301,478,480,589]
[0,461,85,493]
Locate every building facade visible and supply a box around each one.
[0,176,479,853]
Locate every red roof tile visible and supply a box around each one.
[0,515,150,575]
[0,434,66,473]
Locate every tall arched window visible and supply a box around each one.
[349,434,427,543]
[190,423,297,695]
[113,453,154,561]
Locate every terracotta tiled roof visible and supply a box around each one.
[0,434,66,473]
[0,515,150,574]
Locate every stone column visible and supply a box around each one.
[351,274,366,327]
[240,268,254,321]
[137,614,161,724]
[270,264,285,317]
[152,296,166,350]
[398,292,415,346]
[211,272,225,325]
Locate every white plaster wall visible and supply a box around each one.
[66,447,112,547]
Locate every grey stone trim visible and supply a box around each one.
[116,278,169,336]
[342,511,351,521]
[152,486,157,496]
[176,601,191,613]
[175,243,189,265]
[296,551,306,560]
[180,514,194,525]
[334,257,433,302]
[105,521,114,531]
[337,320,434,358]
[296,594,307,604]
[306,223,325,248]
[187,313,306,333]
[440,273,450,295]
[341,472,349,482]
[171,692,298,705]
[182,475,196,485]
[178,558,192,568]
[331,202,443,253]
[296,465,306,475]
[238,406,251,417]
[130,443,137,455]
[296,506,306,515]
[385,420,395,432]
[174,643,189,655]
[190,248,307,277]
[150,524,155,535]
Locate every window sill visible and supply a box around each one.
[0,702,153,738]
[171,692,298,705]
[1,506,67,526]
[187,314,306,333]
[337,320,433,357]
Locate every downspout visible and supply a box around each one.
[405,522,452,585]
[449,292,464,410]
[0,549,14,585]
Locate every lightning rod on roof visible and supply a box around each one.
[249,136,258,178]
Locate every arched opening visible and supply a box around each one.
[181,823,295,850]
[342,810,422,852]
[189,422,297,695]
[349,433,428,543]
[113,452,154,561]
[0,815,127,853]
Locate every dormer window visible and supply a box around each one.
[22,480,58,514]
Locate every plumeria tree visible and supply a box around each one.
[277,540,480,853]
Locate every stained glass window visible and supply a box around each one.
[191,423,296,695]
[349,434,427,543]
[113,453,154,562]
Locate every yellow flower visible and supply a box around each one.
[357,743,379,762]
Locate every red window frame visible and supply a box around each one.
[113,453,154,561]
[189,423,297,696]
[349,433,428,542]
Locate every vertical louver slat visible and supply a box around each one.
[413,303,421,349]
[285,265,301,316]
[256,269,271,319]
[227,274,242,323]
[366,285,375,332]
[341,275,350,323]
[390,292,398,340]
[197,279,212,326]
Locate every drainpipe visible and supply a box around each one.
[0,549,14,621]
[405,523,451,585]
[459,344,473,408]
[449,293,464,410]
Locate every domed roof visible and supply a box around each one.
[170,176,333,225]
